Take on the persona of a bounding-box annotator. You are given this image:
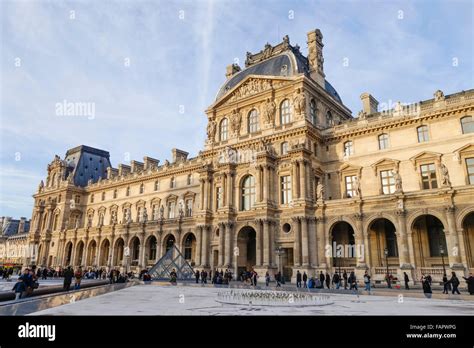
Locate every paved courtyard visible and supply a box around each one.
[30,283,474,316]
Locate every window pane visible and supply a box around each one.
[461,116,474,134]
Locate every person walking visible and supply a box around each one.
[296,270,302,288]
[63,266,74,291]
[462,273,474,295]
[303,272,308,288]
[252,270,258,287]
[319,271,325,288]
[404,272,410,290]
[349,271,358,291]
[74,267,82,290]
[332,272,341,290]
[385,273,392,289]
[265,272,270,287]
[363,271,371,293]
[325,272,331,289]
[195,270,200,284]
[343,270,348,290]
[275,271,281,287]
[422,276,432,299]
[449,272,460,295]
[442,273,449,294]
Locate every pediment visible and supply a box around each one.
[370,158,400,175]
[212,75,294,108]
[409,151,442,168]
[183,190,196,198]
[338,163,362,176]
[135,199,146,208]
[453,143,474,163]
[164,194,178,202]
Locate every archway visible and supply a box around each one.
[182,233,197,264]
[236,226,256,274]
[330,221,356,268]
[462,212,474,269]
[145,236,157,266]
[75,241,84,266]
[129,237,140,266]
[64,242,73,266]
[412,214,447,270]
[163,234,176,254]
[86,240,97,267]
[99,239,110,266]
[368,218,399,267]
[114,238,124,266]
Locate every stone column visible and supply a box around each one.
[255,219,262,266]
[225,222,233,267]
[196,226,202,267]
[308,217,317,267]
[206,179,213,211]
[299,160,307,200]
[354,213,367,268]
[316,218,326,268]
[201,225,210,267]
[218,223,225,267]
[256,165,262,202]
[301,217,309,266]
[445,206,463,268]
[396,210,411,268]
[155,231,162,262]
[263,165,268,203]
[200,179,206,210]
[223,173,227,206]
[138,233,146,268]
[292,161,299,200]
[263,219,271,266]
[227,173,234,209]
[293,217,301,266]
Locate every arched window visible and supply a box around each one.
[187,174,192,185]
[344,141,353,156]
[417,125,429,143]
[326,111,334,127]
[170,177,176,188]
[51,173,56,187]
[378,133,389,150]
[280,99,291,124]
[139,183,144,194]
[113,189,117,199]
[281,142,289,155]
[461,116,474,134]
[90,194,94,203]
[310,99,317,124]
[248,109,259,133]
[154,180,159,191]
[220,118,228,141]
[184,234,195,260]
[241,175,256,211]
[101,192,106,201]
[149,237,157,260]
[126,186,130,196]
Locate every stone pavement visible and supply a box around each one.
[31,283,474,316]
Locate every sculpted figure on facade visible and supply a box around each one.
[392,168,403,193]
[353,176,361,197]
[142,207,148,223]
[316,182,325,201]
[263,98,276,125]
[230,109,242,136]
[293,88,306,117]
[440,163,451,187]
[207,120,216,142]
[434,89,445,102]
[38,180,44,193]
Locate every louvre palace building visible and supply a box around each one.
[26,29,474,284]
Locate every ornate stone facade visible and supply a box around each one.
[25,29,474,285]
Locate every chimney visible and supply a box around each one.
[226,63,241,79]
[360,93,379,115]
[143,156,160,170]
[172,148,189,163]
[307,29,325,87]
[18,217,26,233]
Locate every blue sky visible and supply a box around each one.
[1,0,473,218]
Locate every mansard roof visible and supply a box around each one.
[215,37,343,104]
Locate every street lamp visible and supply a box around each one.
[384,248,390,288]
[275,247,285,284]
[439,244,446,275]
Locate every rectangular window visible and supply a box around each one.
[280,176,292,204]
[378,134,389,150]
[466,158,474,184]
[345,175,357,198]
[216,187,223,209]
[344,141,353,156]
[168,202,175,219]
[185,199,193,217]
[380,170,395,194]
[417,126,429,143]
[421,163,438,189]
